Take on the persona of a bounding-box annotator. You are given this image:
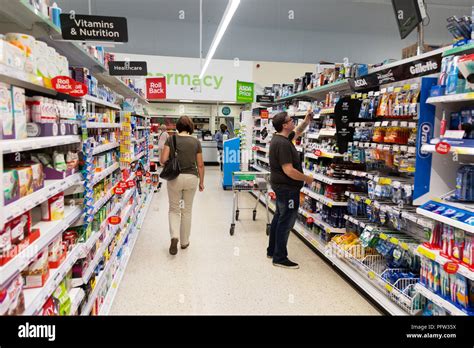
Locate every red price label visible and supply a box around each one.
[145,172,151,178]
[69,81,88,97]
[127,180,136,188]
[136,170,143,177]
[149,145,154,150]
[51,76,75,93]
[114,187,125,195]
[435,142,451,155]
[269,192,276,200]
[146,179,152,184]
[314,149,322,157]
[252,146,258,151]
[443,262,459,274]
[108,216,121,225]
[261,110,269,119]
[306,217,314,224]
[118,181,128,189]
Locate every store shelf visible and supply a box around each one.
[417,199,474,234]
[136,126,151,130]
[82,95,122,110]
[320,107,335,115]
[132,113,151,119]
[305,151,343,160]
[442,43,474,57]
[298,208,346,234]
[301,187,348,207]
[277,80,351,102]
[303,169,354,185]
[255,155,269,164]
[421,143,474,156]
[98,190,154,315]
[1,135,81,154]
[86,122,121,129]
[0,63,55,95]
[250,164,268,173]
[150,157,160,162]
[414,284,468,316]
[92,142,120,156]
[306,129,337,140]
[253,145,269,153]
[426,92,474,105]
[23,243,83,315]
[92,163,120,186]
[0,206,82,285]
[132,152,145,162]
[132,137,147,144]
[69,288,85,315]
[95,72,148,103]
[92,189,115,216]
[351,141,417,154]
[4,172,83,223]
[416,245,474,281]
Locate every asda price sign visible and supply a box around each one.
[236,81,254,103]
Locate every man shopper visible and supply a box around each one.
[268,110,314,269]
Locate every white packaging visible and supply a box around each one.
[0,82,13,139]
[5,33,35,56]
[11,86,26,139]
[0,40,26,71]
[46,46,59,78]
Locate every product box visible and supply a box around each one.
[41,192,64,221]
[3,169,19,205]
[22,251,50,289]
[0,39,26,71]
[0,274,25,315]
[10,211,31,245]
[14,166,33,198]
[11,86,26,139]
[27,122,59,137]
[0,82,13,139]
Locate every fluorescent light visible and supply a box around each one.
[199,0,240,79]
[179,100,194,103]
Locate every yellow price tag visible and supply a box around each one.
[401,242,409,251]
[325,227,331,233]
[351,94,356,99]
[390,237,399,245]
[379,178,392,185]
[328,202,333,208]
[385,284,394,293]
[418,246,436,260]
[355,196,361,202]
[403,84,411,90]
[357,93,362,98]
[394,87,402,93]
[467,92,474,99]
[379,233,388,240]
[368,271,376,280]
[365,199,372,205]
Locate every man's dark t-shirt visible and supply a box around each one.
[269,133,303,191]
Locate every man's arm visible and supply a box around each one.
[282,163,313,185]
[294,108,314,139]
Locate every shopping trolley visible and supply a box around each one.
[230,171,271,236]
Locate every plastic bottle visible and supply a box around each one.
[440,110,447,137]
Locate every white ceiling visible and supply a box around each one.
[57,0,473,63]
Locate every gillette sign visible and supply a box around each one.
[410,61,438,75]
[352,55,442,90]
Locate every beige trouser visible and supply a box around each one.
[167,173,199,245]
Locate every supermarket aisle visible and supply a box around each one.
[110,167,380,315]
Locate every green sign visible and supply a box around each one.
[222,106,231,116]
[236,80,254,103]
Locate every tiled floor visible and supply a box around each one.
[110,167,380,315]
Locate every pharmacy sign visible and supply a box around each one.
[236,81,254,103]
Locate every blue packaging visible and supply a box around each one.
[450,112,461,130]
[446,57,460,95]
[51,6,61,28]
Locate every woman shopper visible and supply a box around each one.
[215,124,230,170]
[156,124,170,164]
[160,116,205,255]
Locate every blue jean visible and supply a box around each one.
[267,187,300,263]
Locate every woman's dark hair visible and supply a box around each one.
[220,124,227,132]
[176,116,194,134]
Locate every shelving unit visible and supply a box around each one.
[0,206,83,285]
[276,80,350,102]
[0,135,82,154]
[92,142,120,156]
[86,122,122,129]
[301,187,348,207]
[303,169,354,185]
[414,284,468,316]
[92,163,120,186]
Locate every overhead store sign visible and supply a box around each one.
[60,14,128,42]
[108,61,148,76]
[256,95,274,103]
[351,54,442,91]
[112,53,253,102]
[146,77,166,99]
[236,81,254,103]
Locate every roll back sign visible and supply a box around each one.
[60,14,128,42]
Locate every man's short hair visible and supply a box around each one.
[272,112,288,133]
